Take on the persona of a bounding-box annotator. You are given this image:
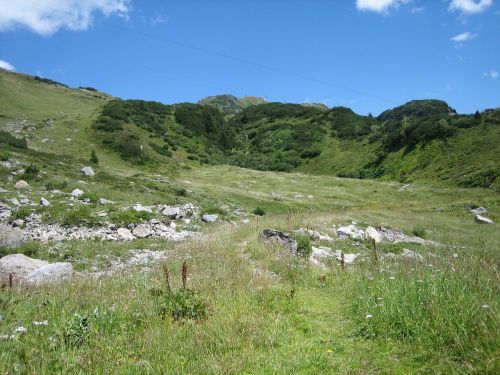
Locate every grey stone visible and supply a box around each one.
[24,262,73,285]
[15,180,29,189]
[80,166,95,177]
[117,228,134,241]
[202,214,218,222]
[336,224,365,240]
[71,189,84,197]
[475,215,494,224]
[161,206,180,219]
[470,207,487,215]
[366,226,383,243]
[132,224,151,238]
[0,254,48,287]
[0,225,26,249]
[12,219,24,227]
[132,204,152,213]
[40,197,50,206]
[98,198,114,205]
[261,229,298,254]
[8,198,20,206]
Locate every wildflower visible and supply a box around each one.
[389,276,395,280]
[366,314,373,319]
[417,279,423,283]
[15,326,26,334]
[33,320,48,326]
[377,297,383,301]
[326,349,333,353]
[482,305,490,309]
[453,253,458,258]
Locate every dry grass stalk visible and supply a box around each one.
[181,261,188,289]
[371,238,378,263]
[162,263,171,293]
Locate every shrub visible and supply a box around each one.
[11,206,32,220]
[22,164,40,180]
[58,206,99,227]
[252,207,266,216]
[0,150,10,161]
[64,313,90,347]
[90,150,99,164]
[411,226,426,238]
[110,209,152,226]
[0,130,28,149]
[174,187,187,197]
[295,234,312,257]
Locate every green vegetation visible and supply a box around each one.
[0,130,27,149]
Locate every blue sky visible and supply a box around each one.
[0,0,499,115]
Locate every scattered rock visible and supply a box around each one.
[12,219,24,228]
[470,207,487,215]
[336,224,365,240]
[132,224,151,238]
[8,198,20,206]
[261,229,298,254]
[202,214,218,223]
[24,262,73,286]
[0,254,48,286]
[0,204,11,220]
[296,228,334,241]
[0,225,25,249]
[98,198,114,205]
[475,215,494,225]
[402,248,424,262]
[117,228,135,241]
[161,206,180,219]
[366,226,383,243]
[80,166,95,177]
[40,197,50,206]
[15,180,29,189]
[71,189,84,197]
[132,203,152,213]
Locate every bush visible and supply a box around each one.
[295,234,312,257]
[64,313,90,347]
[22,164,40,180]
[90,150,99,164]
[252,207,266,216]
[110,209,152,226]
[10,206,32,220]
[160,288,209,321]
[174,187,187,197]
[58,206,99,227]
[412,226,426,238]
[0,130,28,149]
[0,150,10,161]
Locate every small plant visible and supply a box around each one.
[157,262,209,321]
[11,206,32,220]
[45,180,68,191]
[0,150,10,161]
[90,150,99,164]
[110,209,152,226]
[64,313,90,347]
[412,226,426,238]
[22,163,40,180]
[79,192,99,203]
[58,206,99,227]
[253,207,266,216]
[174,187,187,197]
[295,233,312,257]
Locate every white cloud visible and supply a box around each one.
[449,0,493,14]
[0,0,130,36]
[0,59,15,71]
[450,31,477,42]
[356,0,411,13]
[484,70,499,79]
[411,6,425,13]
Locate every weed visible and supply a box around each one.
[253,207,266,216]
[64,313,90,347]
[295,233,312,257]
[10,206,32,220]
[412,226,426,238]
[109,209,152,226]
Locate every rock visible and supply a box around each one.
[0,254,49,286]
[202,214,218,223]
[24,262,73,285]
[470,207,487,215]
[336,224,365,240]
[132,204,152,213]
[132,224,151,238]
[0,225,26,249]
[161,206,180,219]
[40,197,50,206]
[117,228,135,241]
[80,166,95,177]
[98,198,114,205]
[366,226,383,243]
[261,229,298,254]
[402,248,424,262]
[12,219,24,227]
[15,180,29,189]
[0,203,11,220]
[475,215,495,224]
[82,198,91,203]
[71,189,84,197]
[8,198,20,206]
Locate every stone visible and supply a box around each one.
[24,262,73,286]
[132,224,151,238]
[12,219,24,227]
[132,204,152,213]
[402,248,424,262]
[161,206,180,219]
[117,228,135,241]
[0,254,49,287]
[15,180,29,189]
[98,198,114,205]
[336,224,365,240]
[80,166,95,177]
[0,225,26,249]
[470,207,487,215]
[475,215,494,224]
[365,226,383,243]
[202,214,218,223]
[40,197,50,206]
[261,229,298,254]
[0,204,11,220]
[8,198,20,206]
[71,189,84,197]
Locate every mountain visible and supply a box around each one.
[378,99,457,122]
[198,94,267,114]
[1,68,499,191]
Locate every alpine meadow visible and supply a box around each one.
[0,0,499,374]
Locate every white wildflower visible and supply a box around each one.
[366,314,373,319]
[15,326,26,334]
[33,320,48,326]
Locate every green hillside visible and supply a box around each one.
[198,94,267,114]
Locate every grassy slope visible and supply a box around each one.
[0,69,499,373]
